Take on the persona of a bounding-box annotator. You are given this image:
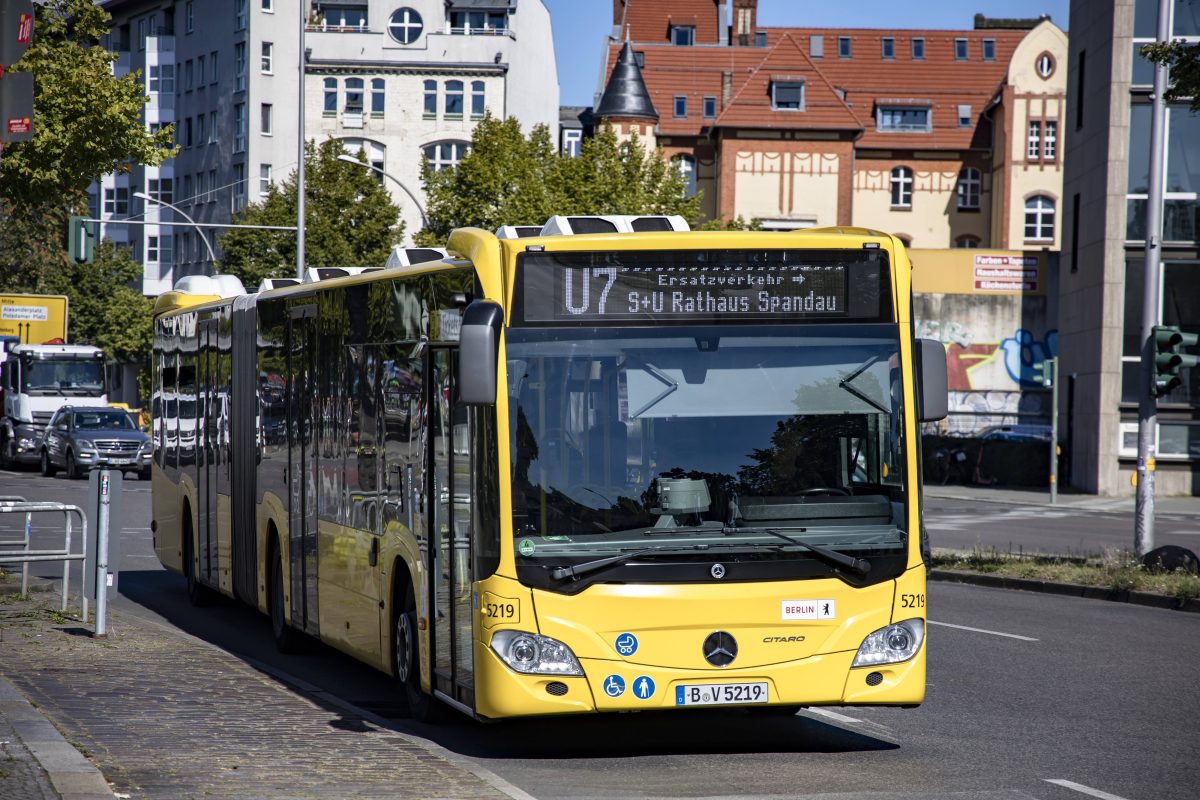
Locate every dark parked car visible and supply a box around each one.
[40,406,152,480]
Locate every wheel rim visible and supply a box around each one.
[396,611,415,683]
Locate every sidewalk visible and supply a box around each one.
[0,576,521,800]
[924,483,1200,514]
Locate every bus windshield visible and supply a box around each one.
[506,324,908,582]
[20,357,106,396]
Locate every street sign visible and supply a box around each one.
[0,1,34,66]
[0,1,34,144]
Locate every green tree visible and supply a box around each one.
[218,138,404,289]
[0,0,176,209]
[416,117,703,245]
[1140,41,1200,112]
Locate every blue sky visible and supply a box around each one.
[543,0,1071,106]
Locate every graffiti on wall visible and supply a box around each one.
[938,390,1049,437]
[916,320,1058,391]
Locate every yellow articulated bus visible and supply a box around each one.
[150,217,947,721]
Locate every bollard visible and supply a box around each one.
[94,470,111,638]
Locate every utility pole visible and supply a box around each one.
[296,4,306,281]
[1134,0,1171,558]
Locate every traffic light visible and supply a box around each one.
[68,215,94,264]
[1038,358,1054,388]
[1152,325,1200,397]
[0,0,34,145]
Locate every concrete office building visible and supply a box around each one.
[97,0,558,295]
[1061,0,1199,495]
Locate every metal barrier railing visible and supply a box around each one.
[0,499,87,617]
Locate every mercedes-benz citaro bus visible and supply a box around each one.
[150,216,948,721]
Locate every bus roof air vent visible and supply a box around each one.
[385,246,449,269]
[172,274,246,298]
[539,215,690,236]
[495,225,544,239]
[257,278,301,292]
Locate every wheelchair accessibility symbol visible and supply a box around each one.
[614,633,638,657]
[603,674,626,698]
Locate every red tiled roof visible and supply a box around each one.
[617,0,723,45]
[603,25,1030,150]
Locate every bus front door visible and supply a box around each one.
[197,319,218,587]
[287,306,319,636]
[429,349,474,710]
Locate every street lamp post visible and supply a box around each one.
[336,154,428,228]
[134,191,217,264]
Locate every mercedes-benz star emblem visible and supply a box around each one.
[710,563,726,579]
[703,631,737,667]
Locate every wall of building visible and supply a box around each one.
[853,158,989,248]
[726,141,851,228]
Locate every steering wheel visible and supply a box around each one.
[800,486,851,497]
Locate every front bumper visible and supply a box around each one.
[76,450,151,470]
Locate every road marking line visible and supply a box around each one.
[1044,778,1134,800]
[805,708,861,724]
[928,620,1039,641]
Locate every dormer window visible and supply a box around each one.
[877,104,932,132]
[671,25,695,46]
[771,80,805,111]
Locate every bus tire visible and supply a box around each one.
[183,513,212,607]
[395,581,439,722]
[269,537,301,654]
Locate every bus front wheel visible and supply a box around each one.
[395,584,438,722]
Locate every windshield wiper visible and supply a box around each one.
[838,356,890,414]
[722,525,871,577]
[548,547,663,582]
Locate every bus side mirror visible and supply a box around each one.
[916,338,948,422]
[458,301,503,406]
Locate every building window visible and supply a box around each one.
[955,38,968,60]
[208,111,217,143]
[562,128,582,157]
[1043,120,1058,160]
[344,77,363,110]
[877,106,930,132]
[388,8,423,44]
[1025,195,1055,240]
[703,95,717,119]
[912,37,924,60]
[147,234,172,264]
[423,79,437,118]
[771,81,804,111]
[261,103,272,135]
[673,95,688,118]
[449,9,507,33]
[470,80,485,119]
[755,31,767,47]
[234,103,245,152]
[957,167,981,210]
[958,104,972,127]
[184,60,193,91]
[183,117,193,147]
[185,1,194,33]
[324,78,338,115]
[1070,193,1080,273]
[982,39,996,61]
[137,18,146,49]
[423,140,469,172]
[838,36,851,58]
[210,51,218,84]
[674,154,697,197]
[444,80,463,118]
[148,177,173,205]
[261,42,273,74]
[262,0,273,11]
[1028,120,1042,160]
[182,174,192,203]
[810,35,824,58]
[890,166,913,208]
[371,78,385,116]
[881,37,894,59]
[259,164,271,196]
[104,187,130,215]
[148,64,175,93]
[235,42,246,91]
[671,25,695,46]
[235,0,247,31]
[1076,50,1086,129]
[954,235,981,248]
[208,169,217,202]
[197,54,205,86]
[324,4,367,28]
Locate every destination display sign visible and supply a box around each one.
[515,249,889,325]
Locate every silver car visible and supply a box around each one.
[40,406,152,480]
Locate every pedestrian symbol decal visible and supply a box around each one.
[615,633,638,657]
[633,676,655,699]
[603,674,626,698]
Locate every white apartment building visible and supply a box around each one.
[97,0,558,295]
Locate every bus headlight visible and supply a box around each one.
[851,618,924,667]
[491,630,583,676]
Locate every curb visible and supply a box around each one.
[0,676,115,800]
[930,569,1200,613]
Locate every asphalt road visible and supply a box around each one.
[2,467,1197,800]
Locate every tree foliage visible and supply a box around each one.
[0,0,176,208]
[1140,41,1200,112]
[416,117,703,245]
[218,138,404,289]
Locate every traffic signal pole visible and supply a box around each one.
[1134,0,1171,558]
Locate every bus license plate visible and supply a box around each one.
[675,682,769,706]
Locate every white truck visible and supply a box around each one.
[0,342,108,468]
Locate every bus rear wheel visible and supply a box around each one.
[395,584,439,722]
[183,515,212,607]
[269,539,301,653]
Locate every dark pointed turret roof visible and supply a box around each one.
[595,42,658,121]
